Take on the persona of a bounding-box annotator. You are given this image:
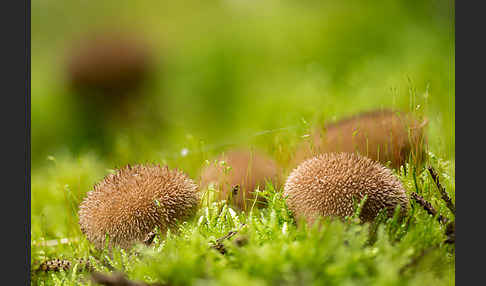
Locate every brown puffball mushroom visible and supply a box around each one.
[284,153,409,225]
[78,164,199,249]
[292,110,427,169]
[200,149,281,211]
[66,30,154,99]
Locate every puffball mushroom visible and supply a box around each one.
[66,30,154,97]
[293,109,427,169]
[78,164,199,249]
[284,153,409,225]
[200,149,281,211]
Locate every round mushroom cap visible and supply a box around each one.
[200,149,281,211]
[66,30,153,96]
[292,110,427,169]
[284,153,409,225]
[78,164,199,249]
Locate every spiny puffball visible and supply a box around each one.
[78,164,199,249]
[284,153,409,225]
[293,109,427,169]
[200,149,281,211]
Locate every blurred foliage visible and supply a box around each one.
[32,0,454,169]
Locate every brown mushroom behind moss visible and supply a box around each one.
[200,149,281,211]
[292,109,427,169]
[78,164,199,249]
[284,153,409,225]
